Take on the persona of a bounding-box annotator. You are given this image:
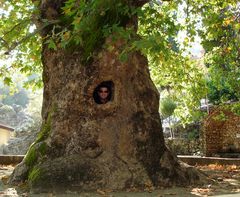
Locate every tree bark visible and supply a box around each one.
[9,0,206,193]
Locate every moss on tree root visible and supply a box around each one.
[28,166,42,183]
[24,107,54,184]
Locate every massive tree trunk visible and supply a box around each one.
[9,0,205,193]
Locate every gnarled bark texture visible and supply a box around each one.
[9,0,205,193]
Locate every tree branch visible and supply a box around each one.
[0,37,10,50]
[3,19,31,37]
[3,19,60,55]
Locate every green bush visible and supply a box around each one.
[160,97,177,119]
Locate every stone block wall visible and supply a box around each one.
[165,138,201,155]
[203,107,240,156]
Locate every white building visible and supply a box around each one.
[0,124,14,146]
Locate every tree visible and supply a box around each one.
[160,97,177,119]
[207,79,239,104]
[186,0,240,104]
[0,81,30,108]
[137,2,208,124]
[160,97,177,138]
[3,0,205,193]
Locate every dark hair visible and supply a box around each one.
[93,81,112,104]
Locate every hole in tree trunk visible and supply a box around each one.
[93,81,114,104]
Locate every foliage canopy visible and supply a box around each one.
[0,0,239,123]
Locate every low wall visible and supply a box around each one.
[0,155,24,165]
[178,155,240,166]
[1,155,240,166]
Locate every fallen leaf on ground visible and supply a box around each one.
[1,175,9,184]
[97,189,106,195]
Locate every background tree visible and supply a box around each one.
[207,79,239,104]
[186,0,240,104]
[137,2,208,124]
[160,96,177,138]
[0,74,31,107]
[0,85,29,107]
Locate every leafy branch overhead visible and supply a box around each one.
[0,0,239,123]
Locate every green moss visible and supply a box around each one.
[36,104,57,143]
[24,106,57,185]
[25,142,48,166]
[28,166,41,183]
[38,142,47,156]
[25,145,37,167]
[25,107,54,167]
[25,143,48,185]
[36,112,52,143]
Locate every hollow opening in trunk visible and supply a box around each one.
[93,81,114,104]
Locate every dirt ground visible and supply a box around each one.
[1,164,240,197]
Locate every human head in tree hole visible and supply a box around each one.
[93,82,113,104]
[98,86,110,104]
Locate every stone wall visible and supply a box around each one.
[203,107,240,156]
[165,138,201,155]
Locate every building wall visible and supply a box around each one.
[203,107,240,156]
[221,114,240,152]
[0,128,11,145]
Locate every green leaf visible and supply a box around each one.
[3,77,13,86]
[119,52,128,62]
[47,39,57,50]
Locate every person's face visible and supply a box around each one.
[98,87,109,100]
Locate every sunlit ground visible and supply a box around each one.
[1,164,240,196]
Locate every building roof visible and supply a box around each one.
[0,124,14,131]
